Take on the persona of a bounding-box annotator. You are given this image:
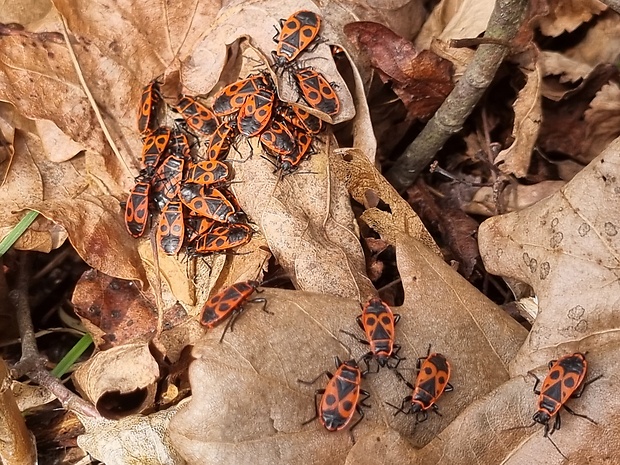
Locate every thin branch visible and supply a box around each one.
[9,252,100,419]
[599,0,620,14]
[384,0,530,192]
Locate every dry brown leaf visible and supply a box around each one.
[539,50,594,85]
[382,344,620,464]
[72,342,159,417]
[77,400,188,465]
[495,62,542,178]
[537,64,619,164]
[465,180,566,216]
[71,269,190,350]
[536,0,607,37]
[563,11,620,68]
[344,22,454,121]
[415,0,495,49]
[331,148,440,254]
[232,136,374,300]
[479,136,620,371]
[582,82,620,161]
[169,233,526,463]
[0,359,37,465]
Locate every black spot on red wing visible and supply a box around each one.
[381,315,391,325]
[324,394,337,406]
[211,295,221,303]
[549,369,561,380]
[424,367,433,375]
[307,90,319,100]
[564,377,575,388]
[230,84,239,91]
[135,209,146,219]
[216,238,225,247]
[342,400,353,412]
[366,316,376,326]
[438,376,445,384]
[219,302,231,311]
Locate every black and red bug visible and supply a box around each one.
[294,68,340,116]
[389,346,453,423]
[173,96,219,136]
[272,10,321,68]
[157,200,184,255]
[199,280,270,342]
[179,183,243,223]
[184,160,230,186]
[151,153,185,210]
[212,73,272,116]
[188,223,253,254]
[278,103,323,134]
[341,297,403,370]
[530,353,601,436]
[237,88,275,137]
[259,119,296,158]
[205,120,236,160]
[140,126,171,175]
[137,79,161,136]
[184,216,216,243]
[279,129,313,174]
[298,357,370,437]
[503,353,602,459]
[168,129,192,160]
[125,181,150,237]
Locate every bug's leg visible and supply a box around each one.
[301,389,324,425]
[416,411,429,424]
[444,382,454,392]
[385,395,412,417]
[358,389,371,409]
[298,371,332,386]
[388,345,406,370]
[393,369,415,391]
[219,307,245,343]
[393,313,401,325]
[562,404,597,424]
[528,372,542,395]
[248,297,272,315]
[431,403,443,417]
[339,330,369,346]
[572,374,603,398]
[355,314,364,331]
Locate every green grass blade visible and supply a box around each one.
[0,210,39,257]
[51,333,93,378]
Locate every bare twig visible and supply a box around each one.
[600,0,620,14]
[384,0,530,192]
[9,253,100,418]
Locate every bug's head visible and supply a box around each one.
[532,410,551,426]
[410,401,424,414]
[376,356,389,368]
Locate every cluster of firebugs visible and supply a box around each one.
[123,9,600,452]
[124,10,339,255]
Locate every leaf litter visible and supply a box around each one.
[1,0,620,464]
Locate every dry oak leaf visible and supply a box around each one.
[169,235,526,464]
[231,135,375,301]
[331,148,440,255]
[77,400,188,465]
[479,136,620,372]
[535,0,607,37]
[582,82,620,163]
[344,21,453,121]
[415,0,495,49]
[494,62,542,178]
[384,343,620,464]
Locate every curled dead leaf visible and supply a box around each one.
[72,342,159,418]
